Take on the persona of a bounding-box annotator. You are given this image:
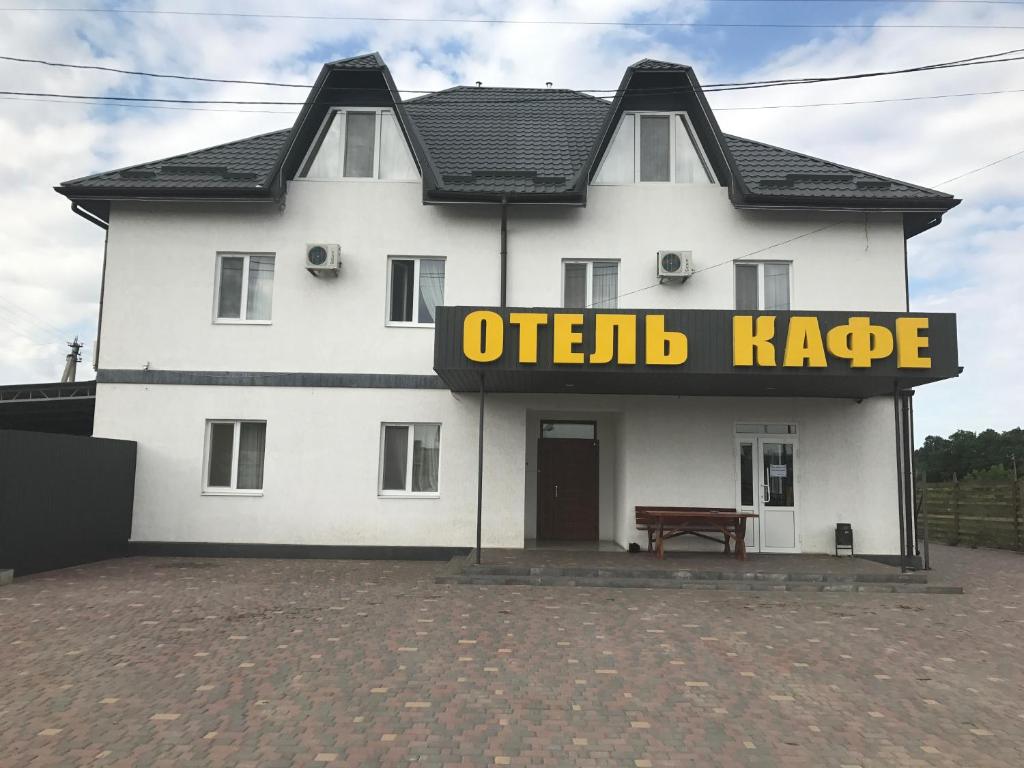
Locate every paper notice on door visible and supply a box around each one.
[769,464,787,478]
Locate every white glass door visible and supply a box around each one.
[736,435,799,553]
[736,438,760,552]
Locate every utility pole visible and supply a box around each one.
[60,336,83,383]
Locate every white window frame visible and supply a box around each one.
[734,260,793,311]
[561,259,619,308]
[295,107,419,183]
[385,256,446,327]
[594,111,717,186]
[213,252,275,325]
[201,419,267,496]
[377,422,442,498]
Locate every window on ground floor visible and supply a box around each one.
[215,253,275,322]
[379,423,440,495]
[204,420,267,492]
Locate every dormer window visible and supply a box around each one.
[298,108,419,181]
[594,112,715,185]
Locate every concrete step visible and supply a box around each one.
[436,572,962,594]
[466,564,929,584]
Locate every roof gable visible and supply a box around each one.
[586,59,739,192]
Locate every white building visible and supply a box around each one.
[58,54,960,564]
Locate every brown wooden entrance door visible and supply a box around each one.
[537,438,599,541]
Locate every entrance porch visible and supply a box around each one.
[438,545,964,593]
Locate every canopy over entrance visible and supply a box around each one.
[433,307,959,399]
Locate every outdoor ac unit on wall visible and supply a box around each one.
[657,250,693,283]
[305,243,341,276]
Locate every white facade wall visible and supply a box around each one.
[93,175,911,554]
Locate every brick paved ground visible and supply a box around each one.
[1,544,1022,767]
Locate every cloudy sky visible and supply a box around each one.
[0,0,1020,442]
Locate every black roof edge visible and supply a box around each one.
[423,189,586,206]
[736,195,961,213]
[584,62,744,200]
[268,53,441,199]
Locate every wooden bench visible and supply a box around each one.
[635,506,759,560]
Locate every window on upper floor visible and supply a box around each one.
[298,108,419,181]
[379,423,441,495]
[563,260,618,309]
[215,253,275,323]
[387,256,445,326]
[735,262,791,311]
[594,112,715,185]
[204,419,267,493]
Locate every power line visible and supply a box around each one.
[1,47,1022,95]
[2,6,1024,29]
[3,54,1024,109]
[0,94,298,114]
[934,146,1024,184]
[714,86,1024,109]
[2,85,1023,116]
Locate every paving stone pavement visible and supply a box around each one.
[0,544,1022,767]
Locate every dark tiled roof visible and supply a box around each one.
[57,59,952,209]
[60,130,288,192]
[404,87,608,195]
[724,134,948,202]
[631,59,691,71]
[326,52,385,69]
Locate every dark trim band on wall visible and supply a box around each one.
[130,541,470,561]
[98,369,447,389]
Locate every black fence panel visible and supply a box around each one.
[0,429,136,576]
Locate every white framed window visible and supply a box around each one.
[387,257,445,326]
[563,260,619,308]
[378,423,441,496]
[214,253,275,323]
[203,420,267,494]
[735,262,791,311]
[298,108,419,181]
[594,112,715,185]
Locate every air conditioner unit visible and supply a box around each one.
[657,250,693,283]
[305,243,341,276]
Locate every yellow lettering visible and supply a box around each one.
[826,317,894,368]
[782,317,827,368]
[553,313,585,364]
[509,312,548,364]
[590,314,637,365]
[463,310,503,362]
[645,315,688,365]
[895,317,931,369]
[733,316,776,367]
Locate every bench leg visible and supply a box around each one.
[736,519,748,561]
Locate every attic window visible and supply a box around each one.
[594,112,714,185]
[298,108,418,181]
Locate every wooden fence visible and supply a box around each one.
[918,478,1023,550]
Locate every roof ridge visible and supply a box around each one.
[724,133,953,198]
[60,128,290,187]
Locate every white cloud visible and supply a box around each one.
[0,0,1019,441]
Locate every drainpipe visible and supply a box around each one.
[894,383,907,572]
[499,197,508,308]
[901,391,916,565]
[475,374,486,564]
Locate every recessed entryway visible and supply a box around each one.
[536,420,599,541]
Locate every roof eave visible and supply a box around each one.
[734,195,961,213]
